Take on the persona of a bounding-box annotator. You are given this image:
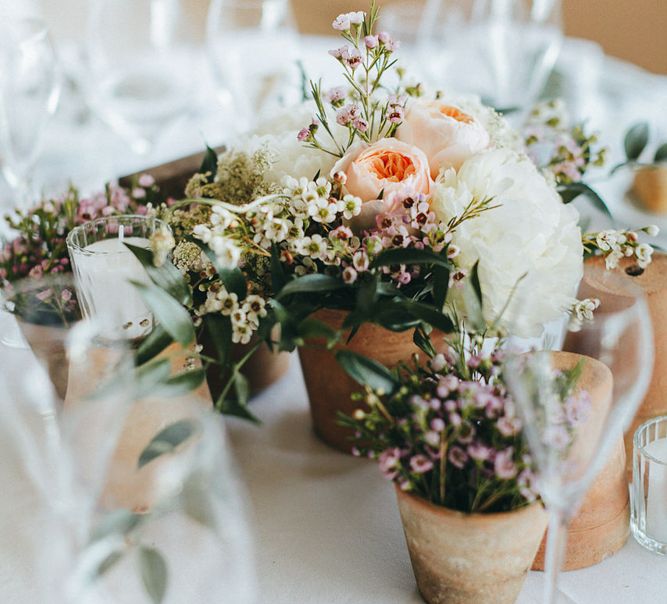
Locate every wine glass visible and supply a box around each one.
[65,399,257,604]
[419,0,562,112]
[84,0,198,155]
[206,0,300,130]
[503,265,653,604]
[0,16,61,208]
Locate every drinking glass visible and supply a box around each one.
[0,17,61,207]
[84,0,198,155]
[631,415,667,555]
[67,215,169,342]
[419,0,562,111]
[503,265,653,604]
[206,0,300,129]
[66,399,257,604]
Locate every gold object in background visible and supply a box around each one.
[633,166,667,214]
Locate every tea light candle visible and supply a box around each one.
[645,437,667,543]
[72,226,153,341]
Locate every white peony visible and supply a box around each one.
[431,148,583,337]
[234,102,340,185]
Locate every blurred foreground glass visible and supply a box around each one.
[632,416,667,555]
[207,0,299,128]
[67,215,168,343]
[67,402,257,604]
[0,17,60,207]
[417,0,562,110]
[503,266,653,604]
[84,0,197,155]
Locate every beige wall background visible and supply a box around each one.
[291,0,667,74]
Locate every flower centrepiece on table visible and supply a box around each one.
[134,2,658,430]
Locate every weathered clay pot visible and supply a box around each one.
[18,320,69,400]
[530,351,627,570]
[572,254,667,472]
[633,165,667,214]
[396,488,548,604]
[298,308,444,454]
[198,327,290,403]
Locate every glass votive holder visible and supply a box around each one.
[631,415,667,555]
[66,215,168,342]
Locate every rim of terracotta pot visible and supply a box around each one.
[395,484,544,524]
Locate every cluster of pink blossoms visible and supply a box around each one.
[344,347,544,513]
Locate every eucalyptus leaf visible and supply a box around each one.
[182,474,217,530]
[370,247,451,270]
[204,314,233,368]
[413,327,436,358]
[276,274,345,299]
[139,547,168,604]
[401,301,455,334]
[138,419,198,468]
[134,359,172,399]
[125,244,191,305]
[155,369,206,398]
[91,509,142,543]
[96,551,123,577]
[432,264,450,309]
[131,280,195,346]
[335,350,397,393]
[135,325,174,367]
[199,145,218,182]
[557,183,613,219]
[624,122,649,161]
[270,243,287,293]
[655,143,667,163]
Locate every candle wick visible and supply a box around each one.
[119,225,125,243]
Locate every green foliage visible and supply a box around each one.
[335,350,398,394]
[139,547,168,604]
[624,122,649,161]
[138,419,199,468]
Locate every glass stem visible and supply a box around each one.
[544,507,569,604]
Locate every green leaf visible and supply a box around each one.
[96,551,123,577]
[400,300,455,334]
[233,372,250,408]
[432,264,450,309]
[413,326,436,358]
[125,244,191,306]
[139,547,168,604]
[138,419,198,468]
[625,122,649,161]
[270,243,287,293]
[156,369,206,398]
[182,474,217,530]
[370,247,451,270]
[470,260,483,308]
[204,314,232,368]
[216,388,260,423]
[297,317,338,343]
[134,359,173,399]
[276,274,345,299]
[199,145,218,182]
[131,280,195,346]
[335,350,397,393]
[373,305,421,332]
[91,509,142,543]
[558,183,613,219]
[655,143,667,163]
[135,325,174,366]
[356,275,378,315]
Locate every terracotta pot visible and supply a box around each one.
[530,350,627,570]
[18,319,69,400]
[298,308,444,454]
[572,254,667,472]
[633,165,667,214]
[396,488,548,604]
[198,327,290,404]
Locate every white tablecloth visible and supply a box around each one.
[1,30,667,604]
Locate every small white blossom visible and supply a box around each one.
[644,225,660,237]
[568,297,600,331]
[636,243,654,268]
[342,266,358,284]
[340,194,362,219]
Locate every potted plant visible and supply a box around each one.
[339,341,597,604]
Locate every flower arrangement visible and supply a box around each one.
[340,340,588,514]
[127,1,647,424]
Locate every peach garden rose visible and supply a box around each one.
[397,100,490,178]
[332,138,431,232]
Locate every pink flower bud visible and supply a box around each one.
[364,35,378,49]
